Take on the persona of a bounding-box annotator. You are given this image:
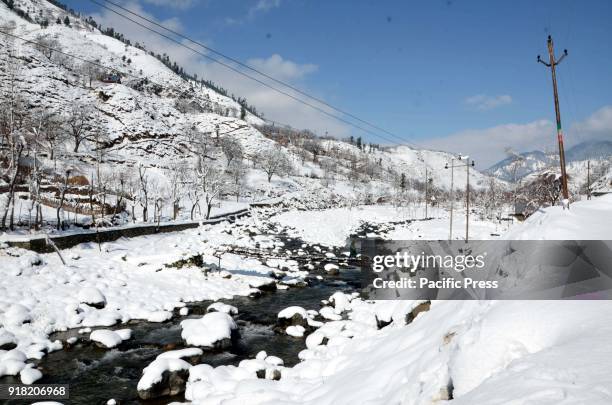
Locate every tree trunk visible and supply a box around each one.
[57,173,70,230]
[190,201,199,220]
[1,146,23,230]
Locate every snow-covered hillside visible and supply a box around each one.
[0,0,506,229]
[486,140,612,183]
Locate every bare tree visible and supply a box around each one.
[0,52,26,230]
[165,162,187,220]
[137,165,150,222]
[303,139,322,163]
[34,35,62,60]
[220,136,243,167]
[258,146,292,182]
[79,61,101,88]
[194,158,226,219]
[65,104,90,153]
[227,159,246,202]
[56,169,71,230]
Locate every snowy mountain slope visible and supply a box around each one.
[0,0,504,219]
[592,165,612,195]
[320,141,505,191]
[487,140,612,182]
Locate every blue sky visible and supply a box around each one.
[63,0,612,167]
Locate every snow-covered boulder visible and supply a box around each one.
[20,365,43,385]
[328,292,352,313]
[180,312,237,349]
[206,302,238,315]
[324,263,340,275]
[286,325,306,337]
[0,349,27,377]
[78,287,107,309]
[319,306,342,321]
[137,358,191,400]
[4,304,32,325]
[157,348,204,365]
[277,306,309,329]
[0,329,17,350]
[90,329,131,349]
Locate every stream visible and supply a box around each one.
[1,236,362,405]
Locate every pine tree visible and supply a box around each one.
[356,137,362,150]
[400,173,406,191]
[63,16,70,26]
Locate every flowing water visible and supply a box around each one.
[2,261,361,405]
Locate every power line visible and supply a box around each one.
[87,0,423,148]
[95,0,416,146]
[0,29,399,152]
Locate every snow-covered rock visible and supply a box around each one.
[78,287,107,309]
[89,329,131,349]
[20,366,43,384]
[137,358,191,400]
[286,325,306,337]
[180,312,237,349]
[206,302,238,315]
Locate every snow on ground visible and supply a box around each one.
[273,205,414,246]
[504,194,612,239]
[274,204,508,246]
[0,215,296,382]
[177,293,612,405]
[176,197,612,404]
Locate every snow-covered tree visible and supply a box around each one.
[227,158,246,202]
[257,146,292,182]
[165,162,188,220]
[137,165,150,222]
[194,158,226,219]
[65,104,90,153]
[220,136,243,167]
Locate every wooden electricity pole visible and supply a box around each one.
[538,35,569,203]
[424,167,428,219]
[587,160,592,200]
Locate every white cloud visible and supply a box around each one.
[141,0,199,9]
[249,0,282,16]
[464,94,513,111]
[90,1,348,136]
[199,58,350,136]
[247,54,317,81]
[225,0,282,25]
[427,120,555,168]
[570,105,612,142]
[426,105,612,168]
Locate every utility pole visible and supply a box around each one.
[449,160,454,239]
[445,157,473,241]
[424,167,428,219]
[587,160,592,200]
[465,157,473,242]
[538,35,570,205]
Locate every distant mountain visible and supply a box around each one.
[566,140,612,162]
[486,140,612,182]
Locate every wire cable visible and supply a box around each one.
[87,0,423,148]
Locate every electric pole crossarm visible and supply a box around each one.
[537,55,551,67]
[555,49,568,66]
